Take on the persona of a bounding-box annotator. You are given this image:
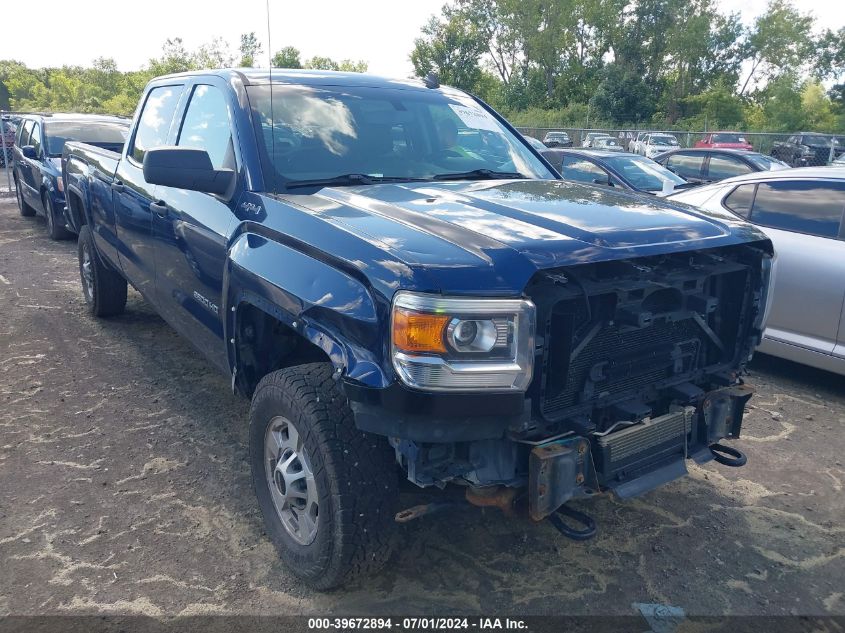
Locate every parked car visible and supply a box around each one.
[541,148,691,195]
[770,133,843,167]
[64,69,771,589]
[581,132,611,148]
[524,135,548,151]
[669,167,845,375]
[593,136,624,152]
[695,131,753,151]
[628,131,648,154]
[831,153,845,166]
[640,133,679,158]
[653,148,790,185]
[542,131,572,147]
[13,113,129,239]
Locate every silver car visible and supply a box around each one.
[669,167,845,374]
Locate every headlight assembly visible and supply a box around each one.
[391,292,535,391]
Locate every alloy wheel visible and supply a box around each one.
[264,416,319,545]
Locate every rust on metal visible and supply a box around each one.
[465,486,518,516]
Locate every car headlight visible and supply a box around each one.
[391,292,535,391]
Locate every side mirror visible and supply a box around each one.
[21,145,37,159]
[143,147,235,196]
[592,177,612,186]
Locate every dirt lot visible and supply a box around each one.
[0,195,843,618]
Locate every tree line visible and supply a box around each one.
[1,1,844,133]
[411,0,845,132]
[0,35,367,117]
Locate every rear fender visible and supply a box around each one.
[224,232,390,388]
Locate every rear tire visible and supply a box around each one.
[44,193,73,240]
[16,179,35,217]
[78,225,127,317]
[249,363,398,590]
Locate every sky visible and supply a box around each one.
[1,0,844,78]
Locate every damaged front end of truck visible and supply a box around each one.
[375,241,773,536]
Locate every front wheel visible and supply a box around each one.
[44,193,72,240]
[78,225,127,317]
[249,363,398,590]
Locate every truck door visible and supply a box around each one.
[114,85,184,301]
[151,82,238,373]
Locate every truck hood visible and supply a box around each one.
[276,179,767,294]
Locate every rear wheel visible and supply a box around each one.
[43,193,72,240]
[249,363,398,589]
[16,179,35,217]
[78,225,127,317]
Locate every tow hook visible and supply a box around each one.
[548,504,597,541]
[710,443,747,467]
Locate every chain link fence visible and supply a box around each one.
[514,126,844,160]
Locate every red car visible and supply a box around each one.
[694,131,753,151]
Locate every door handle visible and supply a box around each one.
[149,200,168,217]
[111,180,125,193]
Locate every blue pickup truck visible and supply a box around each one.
[64,69,773,589]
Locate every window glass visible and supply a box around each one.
[44,121,128,156]
[603,155,686,192]
[131,85,182,163]
[747,154,789,171]
[707,154,752,180]
[30,123,42,156]
[18,120,33,147]
[560,157,610,185]
[246,84,553,190]
[711,133,745,143]
[723,184,756,219]
[177,85,234,169]
[665,153,704,179]
[750,180,845,238]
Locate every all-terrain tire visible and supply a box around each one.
[16,179,35,217]
[249,363,398,590]
[78,225,127,317]
[44,192,73,240]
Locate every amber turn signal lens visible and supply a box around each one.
[393,309,448,354]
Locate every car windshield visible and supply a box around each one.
[596,138,620,146]
[545,132,568,139]
[44,121,128,156]
[711,133,745,143]
[603,155,686,192]
[247,84,555,190]
[649,135,678,145]
[746,153,790,171]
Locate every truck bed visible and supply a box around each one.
[61,142,122,235]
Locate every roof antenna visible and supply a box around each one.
[266,0,275,190]
[423,72,440,89]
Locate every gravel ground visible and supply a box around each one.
[0,195,843,618]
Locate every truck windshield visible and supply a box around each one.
[45,121,128,156]
[246,84,554,191]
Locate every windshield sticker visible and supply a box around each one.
[449,105,501,132]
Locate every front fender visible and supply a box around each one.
[224,232,391,388]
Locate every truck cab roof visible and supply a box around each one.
[154,68,459,94]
